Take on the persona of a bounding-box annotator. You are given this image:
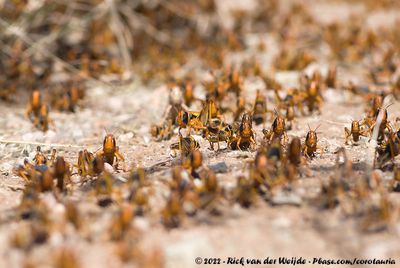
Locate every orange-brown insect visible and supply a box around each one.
[288,137,302,166]
[95,171,115,207]
[204,119,233,150]
[169,166,192,195]
[182,149,203,177]
[200,98,221,127]
[234,95,246,121]
[26,90,42,119]
[39,169,54,192]
[227,67,243,96]
[252,89,267,125]
[235,175,257,208]
[275,87,305,116]
[47,149,57,167]
[150,119,173,141]
[369,106,393,141]
[262,113,288,147]
[325,65,336,88]
[109,204,135,240]
[53,157,70,191]
[190,150,203,170]
[91,154,105,176]
[0,81,15,101]
[274,48,315,71]
[14,159,36,182]
[312,70,322,87]
[53,86,82,112]
[25,90,51,131]
[316,149,353,209]
[344,120,368,144]
[285,102,296,130]
[97,134,124,167]
[392,165,400,192]
[302,125,323,158]
[19,159,54,192]
[54,248,81,268]
[77,149,97,177]
[229,112,256,150]
[163,87,184,126]
[64,201,81,230]
[170,133,200,158]
[34,146,47,166]
[303,81,323,113]
[317,177,344,209]
[197,170,221,213]
[201,170,219,194]
[30,104,50,131]
[128,167,147,188]
[375,129,400,167]
[262,74,282,92]
[360,194,393,232]
[108,57,124,75]
[162,191,183,228]
[39,102,50,124]
[176,110,204,133]
[182,81,195,106]
[365,94,383,119]
[250,149,273,192]
[204,77,227,102]
[17,184,40,220]
[128,187,149,216]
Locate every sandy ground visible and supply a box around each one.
[1,1,400,268]
[1,79,400,268]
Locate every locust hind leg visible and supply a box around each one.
[316,145,324,157]
[302,145,310,159]
[282,132,289,148]
[344,127,351,145]
[236,137,242,151]
[250,136,257,150]
[115,149,124,161]
[209,141,214,151]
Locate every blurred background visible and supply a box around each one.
[1,0,397,104]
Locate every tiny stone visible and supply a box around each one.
[208,162,229,173]
[270,190,302,206]
[104,163,114,173]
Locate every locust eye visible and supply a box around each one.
[375,109,380,118]
[182,112,189,124]
[272,118,277,128]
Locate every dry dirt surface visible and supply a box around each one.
[1,1,400,268]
